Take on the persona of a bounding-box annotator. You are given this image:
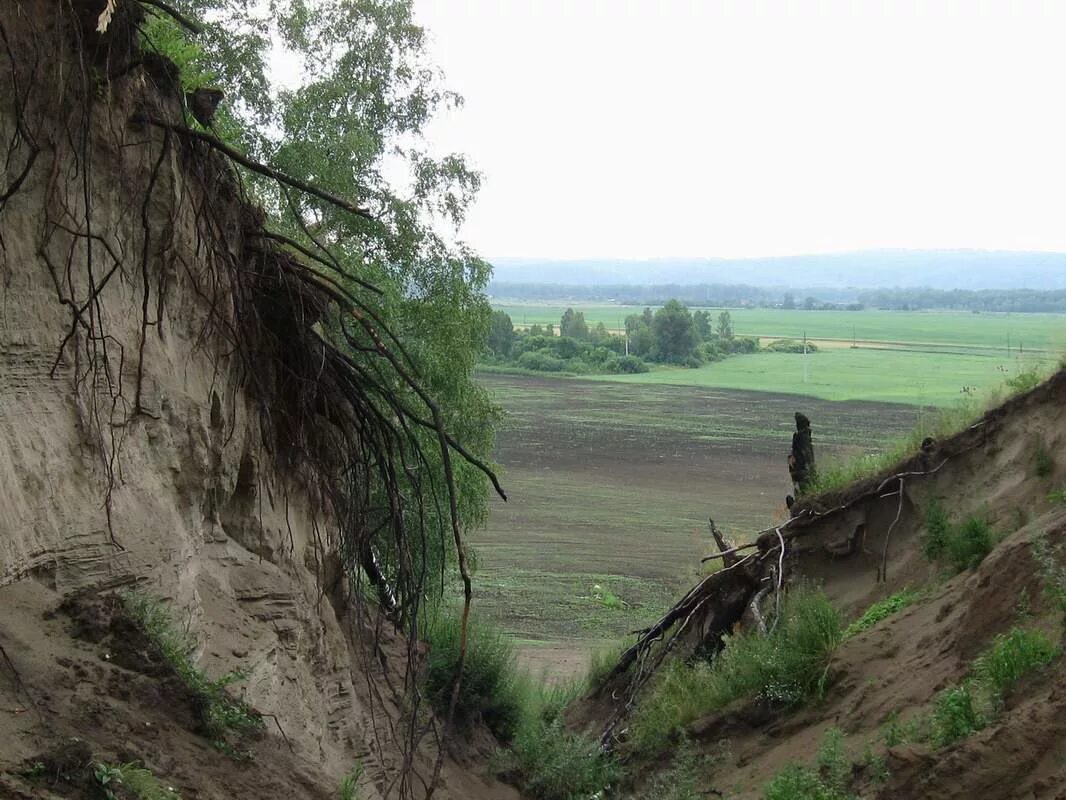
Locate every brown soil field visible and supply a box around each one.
[472,373,921,679]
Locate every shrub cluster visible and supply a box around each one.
[921,502,996,573]
[629,590,842,752]
[422,609,617,799]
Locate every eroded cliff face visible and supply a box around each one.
[0,5,512,798]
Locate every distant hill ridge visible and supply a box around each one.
[489,250,1066,290]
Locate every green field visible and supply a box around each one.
[493,303,1063,405]
[494,303,1066,352]
[587,349,1042,405]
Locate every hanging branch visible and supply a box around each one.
[137,0,205,34]
[132,115,375,220]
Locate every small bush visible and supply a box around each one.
[763,728,854,800]
[929,684,981,746]
[629,591,842,752]
[1006,369,1042,395]
[765,339,819,353]
[944,516,995,572]
[120,592,262,750]
[921,506,996,573]
[423,610,524,742]
[971,627,1059,703]
[1048,488,1066,505]
[844,589,920,638]
[617,354,649,373]
[922,500,951,559]
[506,718,618,800]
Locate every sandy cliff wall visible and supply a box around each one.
[0,5,510,798]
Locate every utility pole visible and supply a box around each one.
[803,330,809,384]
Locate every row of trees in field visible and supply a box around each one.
[484,301,764,374]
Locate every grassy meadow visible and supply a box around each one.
[493,302,1064,405]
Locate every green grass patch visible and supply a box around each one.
[120,592,262,753]
[93,761,181,800]
[843,589,920,638]
[423,609,526,741]
[633,740,710,800]
[629,590,842,752]
[338,763,364,800]
[886,626,1059,748]
[1048,488,1066,505]
[921,504,997,573]
[763,728,855,800]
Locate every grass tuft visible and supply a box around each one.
[338,763,364,800]
[886,626,1059,749]
[763,728,855,800]
[843,589,920,638]
[629,590,842,752]
[120,592,263,752]
[93,761,181,800]
[423,609,525,742]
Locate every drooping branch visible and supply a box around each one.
[137,0,204,34]
[132,115,375,220]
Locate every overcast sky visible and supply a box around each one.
[411,1,1066,260]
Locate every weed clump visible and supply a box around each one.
[843,589,920,638]
[423,609,526,741]
[629,591,842,752]
[763,728,855,800]
[120,592,263,752]
[921,503,996,573]
[884,626,1059,748]
[93,761,181,800]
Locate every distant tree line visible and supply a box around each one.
[491,283,1066,313]
[484,301,771,375]
[857,288,1066,313]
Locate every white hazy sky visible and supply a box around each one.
[411,0,1066,260]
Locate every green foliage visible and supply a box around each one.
[843,589,920,638]
[763,728,855,800]
[888,626,1059,749]
[765,338,819,353]
[1034,446,1054,478]
[634,740,708,800]
[486,310,515,357]
[94,761,181,800]
[922,499,952,559]
[629,591,842,752]
[164,0,503,599]
[120,592,262,751]
[716,310,734,340]
[559,308,589,340]
[928,684,981,746]
[506,718,618,800]
[921,505,996,573]
[589,583,626,610]
[1006,369,1043,394]
[1031,535,1066,614]
[971,627,1059,704]
[652,300,697,364]
[422,609,524,741]
[1049,488,1066,505]
[338,763,364,800]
